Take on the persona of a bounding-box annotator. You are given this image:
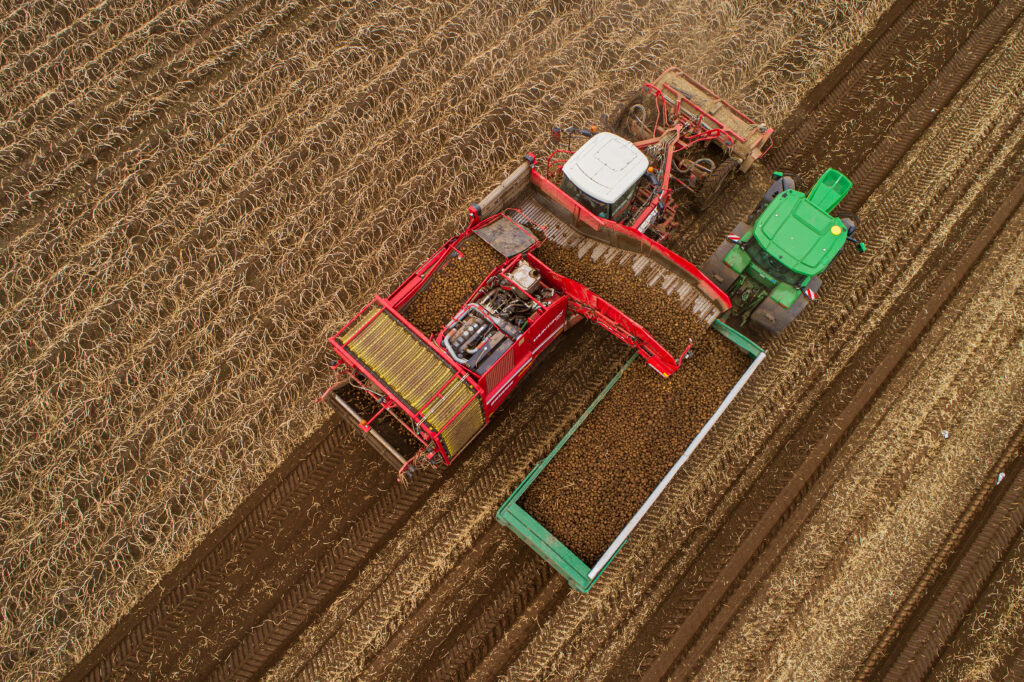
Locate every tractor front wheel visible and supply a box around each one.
[695,157,739,211]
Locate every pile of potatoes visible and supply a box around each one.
[533,241,705,353]
[520,330,748,565]
[403,235,504,336]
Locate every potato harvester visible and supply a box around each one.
[323,68,853,591]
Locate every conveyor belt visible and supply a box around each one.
[342,306,484,457]
[514,194,720,325]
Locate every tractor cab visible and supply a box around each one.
[559,132,650,222]
[747,173,851,283]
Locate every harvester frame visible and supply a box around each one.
[614,66,774,210]
[326,153,732,477]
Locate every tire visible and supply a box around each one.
[612,94,646,140]
[837,214,857,237]
[694,157,739,211]
[701,238,743,291]
[748,174,797,223]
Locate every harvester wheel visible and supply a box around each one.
[612,94,647,140]
[695,157,739,211]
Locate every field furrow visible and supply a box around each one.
[5,0,1022,679]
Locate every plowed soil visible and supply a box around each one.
[6,0,1023,680]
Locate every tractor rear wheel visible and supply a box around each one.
[695,157,739,211]
[701,239,742,291]
[750,276,821,335]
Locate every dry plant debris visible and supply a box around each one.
[0,0,899,676]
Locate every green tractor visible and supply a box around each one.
[702,168,866,335]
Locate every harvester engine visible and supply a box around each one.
[442,262,551,374]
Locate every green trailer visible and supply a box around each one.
[496,320,765,592]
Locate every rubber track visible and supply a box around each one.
[644,140,1024,682]
[64,420,441,681]
[861,420,1024,680]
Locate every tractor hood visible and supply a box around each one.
[752,190,846,277]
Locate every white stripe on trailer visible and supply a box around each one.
[586,349,767,580]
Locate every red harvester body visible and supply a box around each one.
[328,122,736,477]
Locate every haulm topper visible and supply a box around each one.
[612,66,774,210]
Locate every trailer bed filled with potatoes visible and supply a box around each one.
[498,321,764,592]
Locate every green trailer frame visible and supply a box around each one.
[496,320,765,592]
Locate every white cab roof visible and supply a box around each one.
[561,132,649,205]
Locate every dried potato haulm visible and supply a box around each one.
[533,241,707,352]
[520,330,748,564]
[402,236,504,336]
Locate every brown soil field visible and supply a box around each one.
[5,0,1024,680]
[931,528,1024,681]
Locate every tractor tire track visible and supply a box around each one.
[67,325,613,681]
[928,520,1024,681]
[578,1,1024,677]
[860,421,1024,681]
[281,328,626,681]
[63,419,441,681]
[636,121,1024,682]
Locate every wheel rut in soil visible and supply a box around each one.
[59,1,1024,679]
[280,326,626,680]
[861,420,1024,681]
[585,1,1024,678]
[63,419,443,681]
[927,517,1024,681]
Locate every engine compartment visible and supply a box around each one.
[441,260,553,375]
